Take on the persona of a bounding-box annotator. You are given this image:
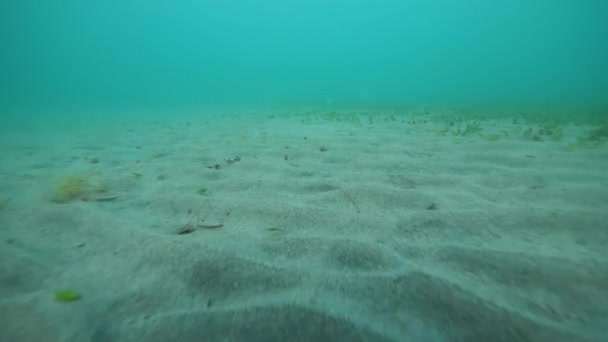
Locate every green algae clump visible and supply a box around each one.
[55,290,81,302]
[51,174,101,203]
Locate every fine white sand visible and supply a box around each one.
[1,109,607,341]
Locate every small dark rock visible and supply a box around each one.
[177,226,196,235]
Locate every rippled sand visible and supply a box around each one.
[1,110,606,341]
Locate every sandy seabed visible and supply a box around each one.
[1,110,607,341]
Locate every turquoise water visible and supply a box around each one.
[2,1,607,113]
[2,2,608,341]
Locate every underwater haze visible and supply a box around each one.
[3,1,608,341]
[2,0,608,113]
